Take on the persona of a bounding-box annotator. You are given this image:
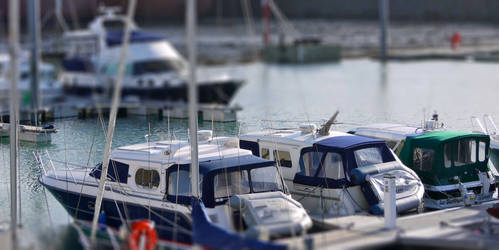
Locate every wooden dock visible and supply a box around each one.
[279,200,499,249]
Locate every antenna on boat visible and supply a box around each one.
[187,0,201,199]
[89,0,137,244]
[317,110,339,136]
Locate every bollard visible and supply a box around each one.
[384,173,396,229]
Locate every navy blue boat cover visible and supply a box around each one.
[106,31,165,46]
[191,198,286,250]
[314,135,385,151]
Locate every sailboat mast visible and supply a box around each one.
[8,0,20,244]
[28,0,41,125]
[187,0,200,198]
[89,0,137,243]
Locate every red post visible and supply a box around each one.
[451,32,462,50]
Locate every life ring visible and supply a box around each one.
[128,220,158,250]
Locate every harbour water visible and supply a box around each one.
[1,58,498,247]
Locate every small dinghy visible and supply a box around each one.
[0,123,56,143]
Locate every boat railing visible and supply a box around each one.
[34,150,92,184]
[471,115,499,136]
[484,115,499,136]
[471,116,487,134]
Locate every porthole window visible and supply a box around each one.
[135,168,160,189]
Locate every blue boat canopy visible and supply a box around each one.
[165,155,282,207]
[198,155,275,175]
[294,135,395,189]
[106,30,166,46]
[314,135,386,151]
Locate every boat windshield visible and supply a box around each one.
[132,59,185,76]
[300,151,345,179]
[354,147,384,167]
[213,166,284,199]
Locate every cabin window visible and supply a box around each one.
[479,141,487,162]
[413,148,434,171]
[132,59,179,76]
[317,153,344,179]
[455,139,476,166]
[250,167,284,193]
[444,139,476,167]
[301,151,324,177]
[261,148,270,160]
[89,160,129,184]
[214,170,250,199]
[135,168,160,189]
[354,147,383,168]
[274,150,292,168]
[168,169,191,196]
[444,143,454,168]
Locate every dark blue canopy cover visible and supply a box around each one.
[106,30,165,46]
[198,155,275,175]
[314,135,385,151]
[191,198,286,250]
[294,135,394,188]
[166,155,279,207]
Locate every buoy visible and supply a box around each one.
[451,32,462,50]
[128,220,158,250]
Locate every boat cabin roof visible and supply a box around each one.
[241,129,354,148]
[111,137,250,166]
[351,123,425,141]
[404,130,490,148]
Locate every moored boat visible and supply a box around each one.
[60,6,243,105]
[38,131,312,244]
[350,114,497,210]
[239,117,424,219]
